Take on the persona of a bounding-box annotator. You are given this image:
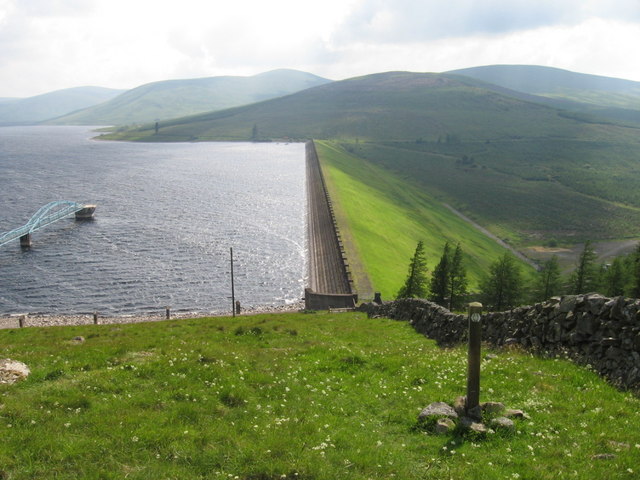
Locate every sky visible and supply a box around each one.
[1,0,639,98]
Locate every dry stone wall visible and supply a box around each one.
[358,294,640,390]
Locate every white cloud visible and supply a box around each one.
[317,17,640,83]
[0,0,639,97]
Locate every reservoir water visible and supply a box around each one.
[0,126,306,316]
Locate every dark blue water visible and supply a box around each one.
[0,126,306,315]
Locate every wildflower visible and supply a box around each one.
[132,436,139,442]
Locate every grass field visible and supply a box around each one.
[314,141,534,300]
[1,312,639,480]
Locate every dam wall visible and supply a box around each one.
[305,141,356,309]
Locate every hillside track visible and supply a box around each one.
[306,141,353,295]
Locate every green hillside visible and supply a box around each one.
[49,69,330,126]
[337,138,640,245]
[449,64,640,108]
[103,70,640,246]
[0,86,123,125]
[315,141,534,299]
[102,71,597,142]
[450,65,640,127]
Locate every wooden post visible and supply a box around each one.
[165,306,171,319]
[230,247,236,318]
[93,312,99,325]
[466,302,483,412]
[18,315,25,328]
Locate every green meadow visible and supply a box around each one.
[314,141,534,300]
[2,313,639,480]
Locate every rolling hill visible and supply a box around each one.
[0,86,123,125]
[449,65,640,127]
[102,70,640,248]
[49,69,331,126]
[449,65,640,108]
[101,71,605,141]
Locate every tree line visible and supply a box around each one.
[397,240,640,312]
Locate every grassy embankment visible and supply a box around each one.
[314,140,534,300]
[336,138,640,246]
[1,312,639,480]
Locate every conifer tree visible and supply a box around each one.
[480,253,522,311]
[448,243,468,310]
[397,241,429,299]
[632,242,640,298]
[603,257,627,297]
[429,242,450,306]
[532,255,561,302]
[569,240,598,294]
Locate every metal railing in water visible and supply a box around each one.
[0,201,95,247]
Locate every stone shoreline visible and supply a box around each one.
[0,302,305,330]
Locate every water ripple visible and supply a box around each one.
[0,126,306,315]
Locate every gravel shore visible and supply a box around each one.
[0,302,306,330]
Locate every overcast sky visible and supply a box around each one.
[1,0,639,97]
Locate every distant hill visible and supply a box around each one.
[50,69,331,126]
[449,65,640,109]
[0,86,123,125]
[104,71,585,142]
[102,70,640,245]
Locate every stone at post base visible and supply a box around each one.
[490,416,515,432]
[460,416,489,435]
[505,408,527,419]
[434,418,456,434]
[417,402,458,433]
[481,401,506,416]
[418,402,458,420]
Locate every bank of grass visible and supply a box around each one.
[314,140,534,299]
[1,312,638,480]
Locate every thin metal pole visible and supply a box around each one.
[230,247,235,318]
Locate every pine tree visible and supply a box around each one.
[632,242,640,298]
[569,241,598,294]
[429,242,450,306]
[447,243,468,310]
[603,257,627,297]
[397,241,429,299]
[480,253,522,311]
[532,255,561,302]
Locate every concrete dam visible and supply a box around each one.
[305,141,357,310]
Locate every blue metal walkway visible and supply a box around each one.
[0,201,94,247]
